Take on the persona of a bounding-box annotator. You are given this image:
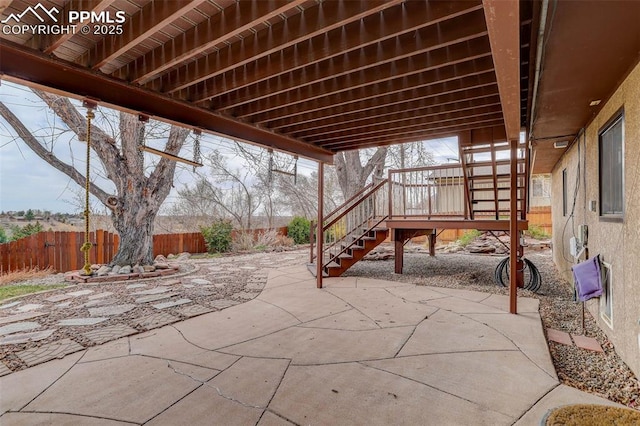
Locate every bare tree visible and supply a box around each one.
[334,147,388,199]
[0,90,190,266]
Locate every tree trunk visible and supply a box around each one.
[334,148,388,199]
[0,91,189,269]
[111,204,155,266]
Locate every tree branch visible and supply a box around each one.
[0,101,111,204]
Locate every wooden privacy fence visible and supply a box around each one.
[1,227,290,274]
[0,230,206,274]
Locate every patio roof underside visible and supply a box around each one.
[0,0,533,165]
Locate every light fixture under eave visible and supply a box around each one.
[589,100,601,107]
[554,141,569,149]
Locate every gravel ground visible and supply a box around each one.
[345,243,640,409]
[3,246,639,409]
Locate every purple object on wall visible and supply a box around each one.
[572,256,603,302]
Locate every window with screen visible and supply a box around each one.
[599,112,624,219]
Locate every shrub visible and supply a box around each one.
[0,227,7,244]
[232,231,256,252]
[201,220,233,253]
[457,229,481,247]
[525,224,550,240]
[287,216,311,244]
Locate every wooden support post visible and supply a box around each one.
[428,230,436,257]
[316,162,324,289]
[509,138,519,314]
[394,229,404,274]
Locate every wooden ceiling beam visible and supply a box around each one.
[81,0,206,71]
[268,56,495,132]
[311,110,504,145]
[230,11,489,118]
[325,121,506,151]
[294,99,502,139]
[483,0,521,140]
[253,66,497,125]
[0,40,334,163]
[116,0,307,85]
[25,0,116,54]
[190,1,484,104]
[160,0,403,93]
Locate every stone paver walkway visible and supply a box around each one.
[0,252,305,373]
[0,256,625,425]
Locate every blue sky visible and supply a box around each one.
[0,81,459,214]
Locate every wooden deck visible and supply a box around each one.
[385,218,529,231]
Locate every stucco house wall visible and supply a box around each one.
[551,60,640,376]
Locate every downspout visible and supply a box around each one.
[528,0,550,143]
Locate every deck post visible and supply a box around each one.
[316,162,324,289]
[428,230,436,257]
[394,229,404,274]
[509,138,518,314]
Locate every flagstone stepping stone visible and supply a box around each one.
[82,324,137,345]
[153,299,191,310]
[58,317,108,326]
[16,338,83,367]
[135,293,178,304]
[132,287,170,295]
[126,283,147,289]
[0,312,47,326]
[191,278,212,285]
[88,304,136,316]
[208,267,223,272]
[182,284,194,288]
[176,304,213,318]
[0,329,56,346]
[0,301,22,310]
[0,322,40,336]
[133,312,179,330]
[83,299,116,308]
[0,362,11,376]
[45,294,72,303]
[15,304,45,313]
[159,280,181,286]
[67,290,94,297]
[55,302,72,309]
[239,266,257,270]
[88,292,113,300]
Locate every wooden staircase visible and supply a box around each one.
[310,180,389,278]
[459,141,528,220]
[320,227,388,277]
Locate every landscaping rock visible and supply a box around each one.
[154,255,168,263]
[119,265,131,274]
[154,262,170,269]
[143,265,156,272]
[96,265,111,276]
[111,265,121,274]
[176,252,191,261]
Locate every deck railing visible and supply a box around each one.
[311,179,389,268]
[388,164,466,219]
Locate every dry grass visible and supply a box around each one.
[0,266,56,286]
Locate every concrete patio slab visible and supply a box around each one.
[173,299,300,350]
[0,351,84,415]
[546,328,572,345]
[397,309,516,356]
[326,287,437,327]
[23,355,203,424]
[425,295,507,314]
[258,287,350,322]
[365,351,558,418]
[257,411,296,425]
[299,308,380,331]
[481,294,540,313]
[467,312,558,379]
[129,326,239,371]
[223,325,414,365]
[269,363,513,425]
[0,256,622,425]
[0,412,133,425]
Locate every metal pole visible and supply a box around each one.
[316,162,324,288]
[509,138,518,314]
